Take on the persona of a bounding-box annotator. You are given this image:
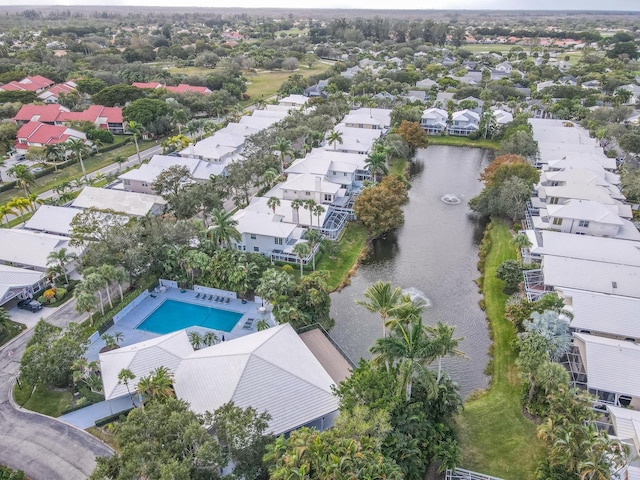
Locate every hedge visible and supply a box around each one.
[95,408,134,427]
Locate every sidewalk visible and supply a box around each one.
[59,395,140,429]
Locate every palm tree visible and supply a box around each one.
[47,247,77,285]
[127,120,144,165]
[512,232,532,249]
[136,375,153,410]
[112,266,127,302]
[256,319,271,331]
[188,331,203,350]
[7,197,30,225]
[7,165,35,196]
[74,289,98,321]
[82,272,107,315]
[262,168,279,189]
[313,204,325,229]
[292,242,311,278]
[207,208,241,249]
[98,264,119,309]
[303,199,317,228]
[271,137,294,172]
[327,130,343,150]
[291,199,304,225]
[267,196,281,213]
[305,229,322,271]
[117,368,136,407]
[202,331,219,346]
[45,143,66,172]
[428,321,466,383]
[66,138,91,182]
[170,108,188,135]
[370,319,438,402]
[147,366,175,401]
[357,281,404,337]
[365,151,388,183]
[0,204,16,226]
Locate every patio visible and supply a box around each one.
[85,285,269,362]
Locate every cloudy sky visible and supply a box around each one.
[2,0,639,9]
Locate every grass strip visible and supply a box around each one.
[13,382,72,418]
[428,135,500,150]
[456,218,542,479]
[316,222,368,292]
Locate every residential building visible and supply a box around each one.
[492,109,513,125]
[14,121,87,154]
[343,108,391,130]
[327,124,382,154]
[0,229,80,272]
[0,75,54,93]
[606,406,640,479]
[132,81,212,95]
[421,107,448,135]
[13,104,70,124]
[0,264,49,307]
[278,94,308,108]
[71,187,167,217]
[37,81,77,104]
[57,105,126,134]
[447,109,480,136]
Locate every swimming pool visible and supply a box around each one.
[136,299,244,334]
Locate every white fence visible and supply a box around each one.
[446,468,504,480]
[113,290,150,324]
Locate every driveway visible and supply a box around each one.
[0,299,113,479]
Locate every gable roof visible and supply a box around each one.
[24,205,81,236]
[72,187,166,217]
[0,264,45,305]
[13,104,70,123]
[57,105,123,125]
[0,75,54,92]
[100,330,194,400]
[174,324,339,434]
[0,229,78,270]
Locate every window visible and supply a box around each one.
[578,220,590,228]
[343,172,347,176]
[253,246,259,252]
[123,180,130,185]
[250,234,256,240]
[332,171,336,175]
[552,217,563,226]
[237,245,242,250]
[549,197,559,205]
[305,191,311,196]
[324,194,332,202]
[274,237,283,245]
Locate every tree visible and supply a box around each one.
[90,398,225,480]
[152,164,191,199]
[365,150,388,182]
[207,208,241,249]
[291,198,304,225]
[0,122,17,154]
[46,247,77,285]
[7,165,35,196]
[305,229,323,271]
[6,197,28,225]
[0,203,16,226]
[396,120,429,152]
[292,241,311,278]
[327,129,343,150]
[357,281,405,337]
[123,98,169,129]
[91,84,146,107]
[620,165,640,203]
[303,199,317,227]
[498,130,539,160]
[76,77,108,96]
[428,321,465,383]
[66,138,91,181]
[354,175,408,238]
[45,143,66,172]
[126,120,144,165]
[496,259,523,294]
[270,137,293,172]
[170,108,188,135]
[267,196,280,213]
[137,366,175,403]
[265,427,403,480]
[117,368,136,407]
[313,204,325,229]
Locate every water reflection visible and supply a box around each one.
[329,146,492,397]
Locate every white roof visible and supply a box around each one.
[222,122,260,137]
[545,159,620,185]
[545,200,625,225]
[233,209,298,238]
[0,264,45,305]
[120,155,228,183]
[539,184,620,205]
[347,108,391,127]
[452,109,480,123]
[247,197,329,229]
[72,187,166,217]
[333,123,383,142]
[538,147,617,170]
[607,405,640,455]
[279,94,308,106]
[574,332,640,397]
[100,330,194,400]
[174,324,339,434]
[286,149,367,176]
[541,168,610,187]
[422,107,448,120]
[536,231,640,265]
[280,174,342,195]
[148,155,201,174]
[24,205,80,236]
[561,288,640,340]
[342,113,385,128]
[492,109,513,124]
[543,255,640,299]
[0,229,77,270]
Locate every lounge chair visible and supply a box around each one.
[150,293,157,299]
[208,294,213,301]
[215,296,221,302]
[225,297,230,304]
[195,293,201,299]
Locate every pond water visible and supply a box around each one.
[329,145,492,397]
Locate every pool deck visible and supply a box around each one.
[85,287,268,362]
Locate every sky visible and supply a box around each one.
[2,0,639,9]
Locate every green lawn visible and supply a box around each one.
[13,382,72,417]
[389,157,408,177]
[243,64,331,104]
[428,135,500,150]
[0,319,26,347]
[316,222,368,292]
[0,138,156,205]
[456,219,542,479]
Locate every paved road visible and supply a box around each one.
[0,299,113,479]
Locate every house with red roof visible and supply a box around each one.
[132,81,211,95]
[56,105,125,134]
[37,81,78,104]
[14,121,87,155]
[0,75,55,94]
[13,104,70,125]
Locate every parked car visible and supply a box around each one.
[17,299,42,312]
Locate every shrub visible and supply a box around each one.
[495,259,523,295]
[55,287,67,300]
